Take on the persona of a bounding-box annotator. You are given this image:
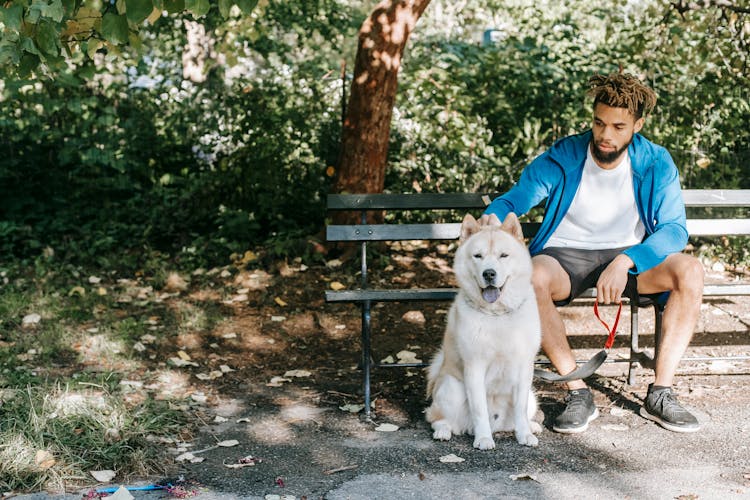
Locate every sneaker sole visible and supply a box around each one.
[553,408,599,434]
[639,406,701,433]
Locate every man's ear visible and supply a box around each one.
[459,213,480,243]
[634,116,645,134]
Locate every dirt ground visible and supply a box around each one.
[97,241,750,499]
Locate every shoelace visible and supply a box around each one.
[651,389,689,418]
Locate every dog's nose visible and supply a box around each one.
[482,269,496,284]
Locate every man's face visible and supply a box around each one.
[590,102,645,168]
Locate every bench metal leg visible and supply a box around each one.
[628,302,639,385]
[654,303,664,360]
[361,299,373,420]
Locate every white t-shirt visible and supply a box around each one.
[544,147,645,250]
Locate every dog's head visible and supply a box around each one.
[453,212,532,310]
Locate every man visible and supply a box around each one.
[484,72,704,434]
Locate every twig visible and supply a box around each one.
[324,465,358,475]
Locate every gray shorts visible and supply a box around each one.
[536,246,640,306]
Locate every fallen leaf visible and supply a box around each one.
[90,469,116,482]
[214,416,228,423]
[22,313,42,326]
[177,350,192,361]
[439,454,465,463]
[284,369,311,378]
[219,365,234,373]
[236,417,251,423]
[510,473,539,482]
[339,403,364,413]
[168,357,199,367]
[329,281,346,291]
[274,297,288,306]
[88,276,102,284]
[271,315,286,322]
[68,286,86,296]
[266,376,291,387]
[35,450,56,470]
[375,423,399,432]
[222,332,238,339]
[217,440,240,447]
[380,355,395,364]
[396,350,422,364]
[109,486,135,500]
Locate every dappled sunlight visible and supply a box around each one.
[245,416,296,445]
[149,369,193,400]
[74,333,143,372]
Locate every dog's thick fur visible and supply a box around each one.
[425,213,542,448]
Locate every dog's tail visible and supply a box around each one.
[425,350,444,399]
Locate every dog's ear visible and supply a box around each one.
[459,213,480,243]
[501,212,524,241]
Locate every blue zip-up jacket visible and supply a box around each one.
[484,130,687,275]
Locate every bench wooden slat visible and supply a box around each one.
[325,288,457,302]
[327,190,750,211]
[327,219,749,242]
[326,284,750,303]
[687,219,750,236]
[682,189,750,207]
[327,193,499,210]
[327,222,543,241]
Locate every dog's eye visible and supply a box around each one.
[473,253,483,259]
[499,253,509,258]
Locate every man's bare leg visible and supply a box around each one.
[531,255,586,391]
[532,255,599,433]
[636,253,704,385]
[636,253,704,432]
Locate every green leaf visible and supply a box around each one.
[40,0,65,22]
[36,22,60,56]
[163,0,185,14]
[235,0,258,15]
[186,0,210,18]
[126,0,154,24]
[218,0,232,18]
[101,13,130,45]
[1,4,24,30]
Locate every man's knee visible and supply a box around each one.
[531,257,569,301]
[672,254,705,291]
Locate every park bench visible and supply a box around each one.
[325,190,750,417]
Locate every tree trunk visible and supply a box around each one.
[333,0,431,220]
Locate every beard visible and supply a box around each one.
[591,135,633,165]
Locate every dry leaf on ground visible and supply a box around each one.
[375,423,399,432]
[439,454,465,463]
[90,470,116,482]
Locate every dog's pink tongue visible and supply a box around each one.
[482,287,500,303]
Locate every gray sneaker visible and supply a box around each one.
[639,384,701,433]
[553,389,599,433]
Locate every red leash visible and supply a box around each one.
[593,301,622,349]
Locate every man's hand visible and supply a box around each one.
[596,254,634,304]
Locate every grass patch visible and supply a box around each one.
[0,383,188,492]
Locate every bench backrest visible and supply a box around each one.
[327,190,750,242]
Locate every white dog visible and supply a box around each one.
[425,212,542,448]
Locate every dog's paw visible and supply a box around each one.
[432,423,452,441]
[473,436,495,450]
[515,431,538,447]
[530,421,542,434]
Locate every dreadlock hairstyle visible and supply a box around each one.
[586,72,657,119]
